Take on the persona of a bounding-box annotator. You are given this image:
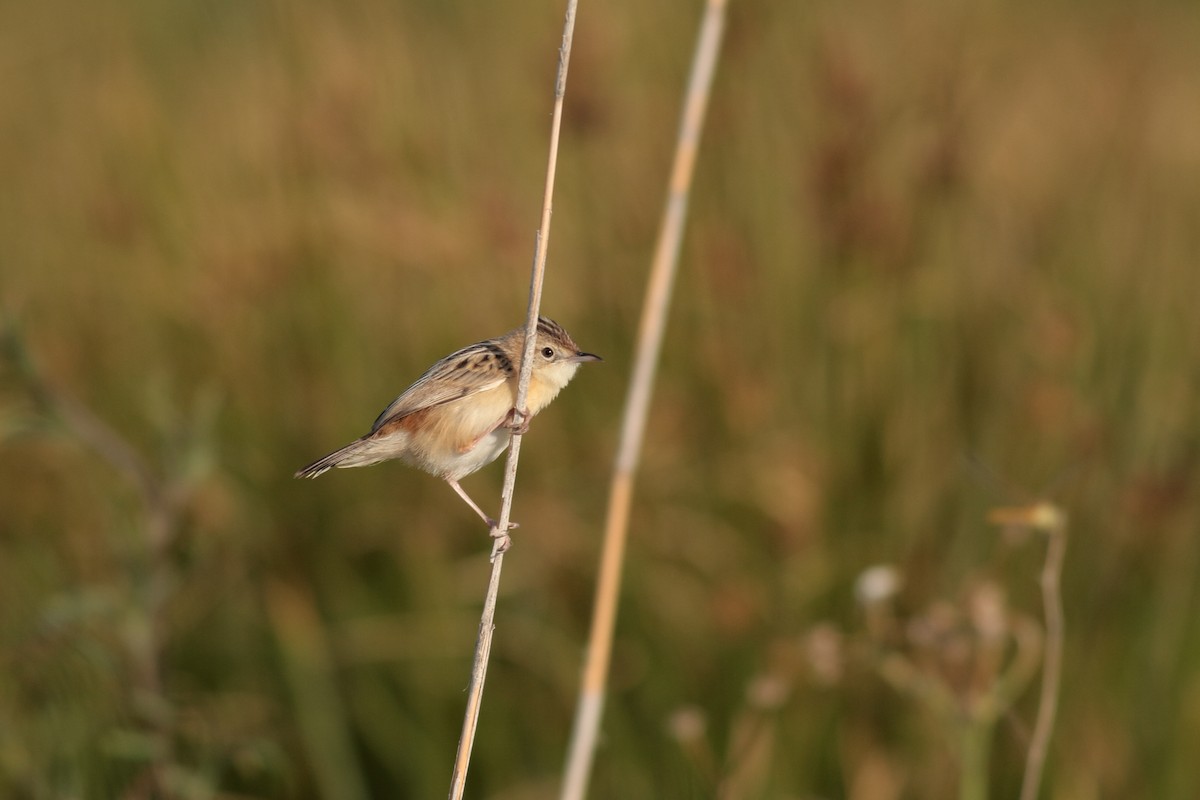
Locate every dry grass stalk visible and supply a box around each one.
[559,2,728,798]
[447,2,580,798]
[1024,506,1067,800]
[989,503,1067,800]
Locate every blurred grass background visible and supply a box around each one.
[2,0,1200,797]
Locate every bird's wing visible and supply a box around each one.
[370,340,514,431]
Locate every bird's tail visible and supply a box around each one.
[295,437,388,478]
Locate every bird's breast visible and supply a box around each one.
[525,361,581,415]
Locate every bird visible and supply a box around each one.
[295,316,600,530]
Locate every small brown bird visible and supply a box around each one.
[296,317,600,528]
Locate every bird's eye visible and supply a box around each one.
[541,346,555,359]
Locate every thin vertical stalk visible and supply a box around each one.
[987,501,1067,800]
[559,2,727,798]
[1019,506,1067,800]
[447,2,580,798]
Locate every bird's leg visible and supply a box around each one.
[505,407,532,436]
[447,479,519,532]
[446,479,496,526]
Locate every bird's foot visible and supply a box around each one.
[506,407,532,436]
[489,522,516,560]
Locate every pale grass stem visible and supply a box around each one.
[446,2,580,798]
[990,502,1067,800]
[559,2,727,798]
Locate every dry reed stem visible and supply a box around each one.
[446,2,579,798]
[559,2,727,798]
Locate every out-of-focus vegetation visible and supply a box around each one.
[2,0,1199,797]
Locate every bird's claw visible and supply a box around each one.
[506,407,532,436]
[489,524,515,560]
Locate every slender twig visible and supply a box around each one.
[559,3,727,798]
[446,3,580,798]
[1019,503,1067,800]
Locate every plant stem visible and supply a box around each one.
[1020,507,1067,800]
[559,2,727,798]
[447,2,580,797]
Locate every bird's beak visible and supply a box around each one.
[573,351,602,363]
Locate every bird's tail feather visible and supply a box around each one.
[295,437,387,478]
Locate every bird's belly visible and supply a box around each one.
[398,383,515,480]
[448,428,511,479]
